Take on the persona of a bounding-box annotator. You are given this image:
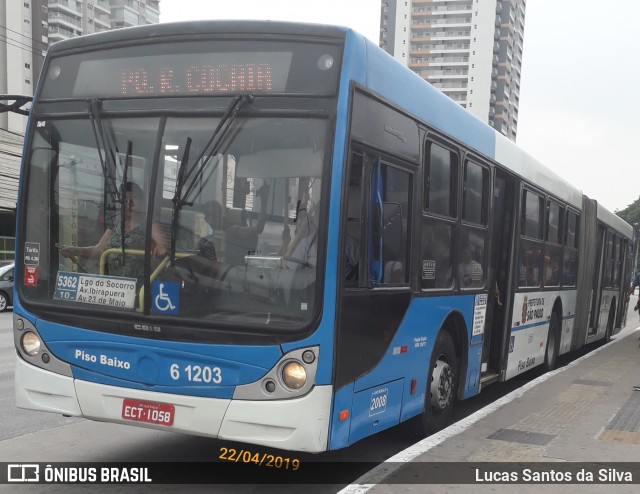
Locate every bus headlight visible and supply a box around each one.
[282,361,306,390]
[21,331,41,356]
[233,346,319,400]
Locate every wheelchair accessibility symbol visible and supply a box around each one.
[152,281,179,315]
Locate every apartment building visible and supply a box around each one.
[380,0,526,141]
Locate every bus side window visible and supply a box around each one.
[344,154,363,284]
[562,210,579,286]
[344,153,411,286]
[379,165,411,284]
[421,222,454,289]
[421,139,457,290]
[544,201,563,287]
[519,190,543,287]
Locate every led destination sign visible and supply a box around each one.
[120,63,274,96]
[70,52,291,97]
[39,39,341,100]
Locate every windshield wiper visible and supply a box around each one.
[120,140,132,257]
[169,137,192,265]
[87,99,121,222]
[167,94,253,264]
[182,94,253,204]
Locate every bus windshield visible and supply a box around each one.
[21,112,327,332]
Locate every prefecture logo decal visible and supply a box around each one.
[521,295,528,325]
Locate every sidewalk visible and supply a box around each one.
[345,318,640,493]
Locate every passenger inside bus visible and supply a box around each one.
[519,247,541,287]
[458,248,483,288]
[284,210,318,268]
[224,181,270,266]
[544,255,560,286]
[433,235,453,288]
[200,182,270,266]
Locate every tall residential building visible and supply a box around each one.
[47,0,160,75]
[0,0,160,223]
[380,0,526,142]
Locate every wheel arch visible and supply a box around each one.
[439,310,468,401]
[551,296,563,343]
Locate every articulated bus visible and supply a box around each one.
[6,21,633,453]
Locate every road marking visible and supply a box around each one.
[338,327,640,493]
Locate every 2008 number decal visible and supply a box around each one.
[369,387,389,417]
[169,363,222,384]
[370,394,387,411]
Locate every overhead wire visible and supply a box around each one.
[0,34,47,59]
[0,23,49,49]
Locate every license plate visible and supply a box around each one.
[122,399,175,426]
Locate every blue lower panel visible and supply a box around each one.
[349,379,404,444]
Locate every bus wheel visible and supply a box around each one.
[402,330,458,438]
[422,330,458,435]
[543,313,559,372]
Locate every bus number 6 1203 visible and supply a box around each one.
[169,363,222,384]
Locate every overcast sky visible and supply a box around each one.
[159,0,639,212]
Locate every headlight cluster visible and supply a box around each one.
[12,316,94,377]
[15,317,41,356]
[230,346,321,400]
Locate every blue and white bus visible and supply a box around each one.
[7,21,633,453]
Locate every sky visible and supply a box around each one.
[159,0,639,213]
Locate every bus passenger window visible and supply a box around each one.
[518,240,542,287]
[562,211,579,286]
[522,191,542,239]
[462,160,488,225]
[425,142,457,218]
[544,245,562,287]
[421,222,454,290]
[380,165,410,284]
[544,201,562,287]
[458,229,485,289]
[344,155,363,284]
[519,190,543,288]
[604,234,615,288]
[611,235,621,288]
[562,248,578,286]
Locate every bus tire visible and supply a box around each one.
[406,330,458,437]
[543,312,559,372]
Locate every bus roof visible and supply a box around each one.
[46,20,349,54]
[597,202,634,238]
